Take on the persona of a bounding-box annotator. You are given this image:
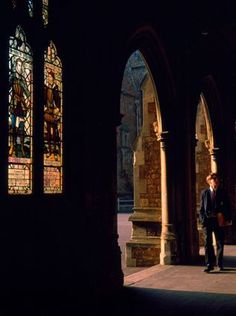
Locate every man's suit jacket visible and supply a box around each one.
[199,186,231,226]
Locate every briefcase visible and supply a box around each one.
[217,212,232,227]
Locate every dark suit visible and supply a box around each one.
[199,186,231,269]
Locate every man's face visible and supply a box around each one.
[16,60,22,73]
[209,177,219,189]
[48,73,54,85]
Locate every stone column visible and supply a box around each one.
[209,147,220,248]
[156,130,178,264]
[209,147,219,173]
[204,140,219,174]
[195,136,205,247]
[125,97,162,267]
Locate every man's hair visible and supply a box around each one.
[206,172,219,183]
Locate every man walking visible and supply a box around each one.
[199,173,231,272]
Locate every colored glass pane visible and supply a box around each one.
[42,0,48,26]
[28,0,33,17]
[8,25,33,194]
[44,41,63,193]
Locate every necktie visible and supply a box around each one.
[211,190,216,206]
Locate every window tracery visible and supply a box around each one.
[44,41,63,193]
[7,1,63,195]
[8,26,33,194]
[42,0,48,26]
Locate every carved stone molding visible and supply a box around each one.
[209,147,219,161]
[156,130,170,148]
[153,121,159,136]
[204,141,220,161]
[204,139,211,149]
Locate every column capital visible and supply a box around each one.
[209,147,220,157]
[204,140,220,157]
[204,139,210,150]
[157,131,169,149]
[153,123,170,142]
[153,122,170,147]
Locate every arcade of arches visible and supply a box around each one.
[118,51,236,267]
[0,0,236,304]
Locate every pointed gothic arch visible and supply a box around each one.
[118,50,162,267]
[121,25,178,267]
[8,25,33,194]
[7,3,63,195]
[126,27,178,265]
[195,77,224,250]
[126,25,176,133]
[200,75,225,174]
[43,40,63,193]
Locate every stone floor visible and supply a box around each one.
[96,244,236,316]
[115,214,236,316]
[2,215,235,315]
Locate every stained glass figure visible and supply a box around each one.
[8,26,33,194]
[44,41,63,193]
[42,0,48,26]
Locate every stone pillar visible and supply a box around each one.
[125,76,162,267]
[125,115,161,267]
[157,131,178,265]
[125,207,161,267]
[204,141,219,174]
[210,147,220,247]
[195,136,205,247]
[188,135,201,259]
[209,147,219,173]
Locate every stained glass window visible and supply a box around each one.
[28,0,33,17]
[42,0,48,26]
[8,26,33,194]
[44,41,63,193]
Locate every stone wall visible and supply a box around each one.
[117,51,147,201]
[126,75,162,266]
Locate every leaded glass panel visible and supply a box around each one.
[44,41,63,193]
[8,25,33,194]
[28,0,33,17]
[42,0,48,26]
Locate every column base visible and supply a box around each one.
[160,229,178,265]
[126,238,161,267]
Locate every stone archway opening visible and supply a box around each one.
[195,93,216,250]
[117,50,163,269]
[117,50,149,274]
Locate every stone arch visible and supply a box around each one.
[195,76,224,248]
[200,75,225,174]
[195,93,213,202]
[122,26,178,266]
[125,25,176,133]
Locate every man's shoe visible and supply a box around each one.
[217,266,224,272]
[203,266,214,272]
